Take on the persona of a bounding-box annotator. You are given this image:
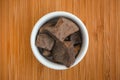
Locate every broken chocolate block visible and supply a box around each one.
[52,40,75,67]
[45,17,79,41]
[52,40,66,63]
[35,34,54,51]
[39,22,55,33]
[70,31,82,45]
[63,41,76,66]
[39,18,59,33]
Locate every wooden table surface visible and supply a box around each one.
[0,0,120,80]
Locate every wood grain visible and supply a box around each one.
[0,0,120,80]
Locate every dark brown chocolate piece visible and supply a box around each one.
[44,17,79,41]
[70,31,82,45]
[35,34,54,50]
[52,40,75,67]
[39,18,58,33]
[52,40,66,64]
[63,41,75,66]
[39,22,55,33]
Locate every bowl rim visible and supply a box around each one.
[30,11,89,70]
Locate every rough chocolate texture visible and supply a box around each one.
[63,41,76,66]
[70,31,82,45]
[51,17,79,41]
[52,41,75,67]
[39,22,55,33]
[39,18,58,33]
[35,34,54,51]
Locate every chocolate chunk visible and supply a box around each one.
[63,41,75,67]
[70,31,82,45]
[46,17,79,41]
[42,50,51,56]
[52,40,66,63]
[39,22,55,33]
[66,48,75,67]
[35,34,54,50]
[52,40,75,67]
[39,18,59,33]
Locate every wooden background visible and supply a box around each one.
[0,0,120,80]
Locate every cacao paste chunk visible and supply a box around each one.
[36,34,54,50]
[52,40,75,67]
[70,31,82,45]
[47,17,79,41]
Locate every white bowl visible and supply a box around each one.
[30,11,89,70]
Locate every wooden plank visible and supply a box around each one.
[0,0,120,80]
